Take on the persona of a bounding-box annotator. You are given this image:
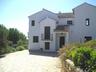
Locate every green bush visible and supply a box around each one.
[23,45,28,49]
[16,46,25,51]
[69,47,96,72]
[17,39,24,46]
[8,41,13,46]
[0,47,6,55]
[83,40,96,49]
[0,46,16,55]
[90,50,96,71]
[6,46,16,53]
[59,43,82,60]
[17,39,28,49]
[59,40,96,72]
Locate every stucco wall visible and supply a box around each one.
[58,18,73,25]
[40,17,56,51]
[28,9,57,51]
[28,3,96,51]
[69,4,96,43]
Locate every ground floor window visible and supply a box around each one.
[84,36,92,42]
[45,42,50,50]
[33,36,39,43]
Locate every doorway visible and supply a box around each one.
[59,36,65,48]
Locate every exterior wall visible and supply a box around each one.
[28,9,57,51]
[58,18,73,25]
[40,17,56,51]
[29,9,58,23]
[28,3,96,52]
[69,4,96,43]
[28,18,40,50]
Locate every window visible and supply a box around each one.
[85,18,90,26]
[67,20,73,25]
[33,36,39,43]
[45,42,50,50]
[56,21,59,24]
[85,36,92,42]
[44,26,50,40]
[31,20,35,26]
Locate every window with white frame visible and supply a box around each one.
[33,36,39,43]
[85,18,90,26]
[31,20,35,26]
[67,20,73,25]
[84,36,92,42]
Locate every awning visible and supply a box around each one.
[54,25,69,32]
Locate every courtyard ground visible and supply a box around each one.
[0,50,61,72]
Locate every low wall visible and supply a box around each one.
[64,59,83,72]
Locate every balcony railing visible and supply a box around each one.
[41,34,53,41]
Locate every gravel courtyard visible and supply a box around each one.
[0,50,61,72]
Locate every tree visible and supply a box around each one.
[0,24,8,54]
[8,28,20,44]
[19,33,27,41]
[0,24,27,54]
[0,24,8,47]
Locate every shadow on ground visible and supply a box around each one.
[29,50,58,57]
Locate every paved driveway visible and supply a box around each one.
[0,50,61,72]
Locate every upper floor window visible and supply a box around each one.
[67,20,73,25]
[33,36,39,43]
[44,26,50,40]
[31,20,35,26]
[56,21,59,24]
[85,18,90,26]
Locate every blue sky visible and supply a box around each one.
[0,0,96,37]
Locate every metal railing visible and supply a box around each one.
[41,34,53,41]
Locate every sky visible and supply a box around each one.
[0,0,96,37]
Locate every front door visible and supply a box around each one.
[59,36,65,48]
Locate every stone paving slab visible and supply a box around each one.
[0,50,61,72]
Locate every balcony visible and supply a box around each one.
[41,34,53,41]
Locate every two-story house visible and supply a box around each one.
[28,3,96,52]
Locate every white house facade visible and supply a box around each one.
[28,3,96,52]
